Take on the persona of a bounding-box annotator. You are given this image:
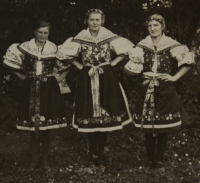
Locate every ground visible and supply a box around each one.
[0,123,200,183]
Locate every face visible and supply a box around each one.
[148,20,163,38]
[34,27,49,44]
[87,13,102,32]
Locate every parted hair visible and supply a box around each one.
[84,8,105,26]
[146,14,166,31]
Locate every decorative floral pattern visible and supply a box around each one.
[17,117,67,128]
[133,112,181,122]
[77,111,126,125]
[80,43,111,66]
[4,39,68,131]
[19,39,57,58]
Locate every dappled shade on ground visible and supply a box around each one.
[0,125,200,183]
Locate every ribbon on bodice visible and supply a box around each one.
[88,62,109,117]
[151,45,161,73]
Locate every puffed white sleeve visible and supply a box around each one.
[3,44,24,70]
[170,45,196,67]
[124,46,144,75]
[110,37,134,55]
[56,37,81,61]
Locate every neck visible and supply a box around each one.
[89,29,99,38]
[35,40,46,49]
[151,34,162,46]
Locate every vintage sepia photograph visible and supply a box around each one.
[0,0,199,182]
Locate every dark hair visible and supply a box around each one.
[34,20,51,31]
[84,8,105,26]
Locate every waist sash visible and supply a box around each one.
[88,62,110,117]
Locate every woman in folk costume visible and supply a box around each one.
[57,9,133,169]
[3,21,69,169]
[124,14,195,172]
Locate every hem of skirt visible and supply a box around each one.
[133,120,181,129]
[16,124,67,131]
[72,82,133,132]
[72,117,133,132]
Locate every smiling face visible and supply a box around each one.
[87,13,102,32]
[148,20,163,39]
[34,27,49,44]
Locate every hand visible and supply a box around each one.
[158,73,176,82]
[55,75,63,82]
[55,71,69,82]
[110,61,116,66]
[65,55,74,60]
[71,60,83,70]
[19,74,27,80]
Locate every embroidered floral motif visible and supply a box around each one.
[18,117,67,127]
[72,28,119,44]
[77,112,126,125]
[4,59,21,67]
[133,112,181,122]
[4,49,21,64]
[80,43,111,65]
[19,39,57,57]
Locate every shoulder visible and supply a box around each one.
[73,29,88,39]
[45,40,57,53]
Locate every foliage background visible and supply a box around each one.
[0,0,200,131]
[0,0,200,183]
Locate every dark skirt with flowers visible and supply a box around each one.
[16,76,67,131]
[133,77,186,133]
[73,65,132,132]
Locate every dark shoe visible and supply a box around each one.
[156,162,165,173]
[89,154,99,166]
[86,162,97,174]
[143,161,156,173]
[98,164,105,173]
[98,153,108,166]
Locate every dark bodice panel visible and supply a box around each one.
[22,54,55,75]
[143,49,177,75]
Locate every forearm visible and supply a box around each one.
[173,67,190,81]
[110,55,126,66]
[13,71,27,80]
[71,60,83,70]
[55,70,69,82]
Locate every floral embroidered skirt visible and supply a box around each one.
[133,77,186,133]
[73,65,132,132]
[16,76,67,131]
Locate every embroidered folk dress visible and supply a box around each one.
[124,34,195,133]
[57,27,133,132]
[3,39,69,132]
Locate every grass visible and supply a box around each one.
[0,123,200,183]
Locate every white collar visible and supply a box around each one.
[138,34,181,52]
[19,38,57,58]
[74,27,117,43]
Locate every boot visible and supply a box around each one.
[29,132,40,169]
[88,133,98,163]
[145,133,156,169]
[97,132,108,166]
[156,133,168,173]
[41,130,51,169]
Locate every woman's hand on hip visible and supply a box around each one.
[159,73,177,82]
